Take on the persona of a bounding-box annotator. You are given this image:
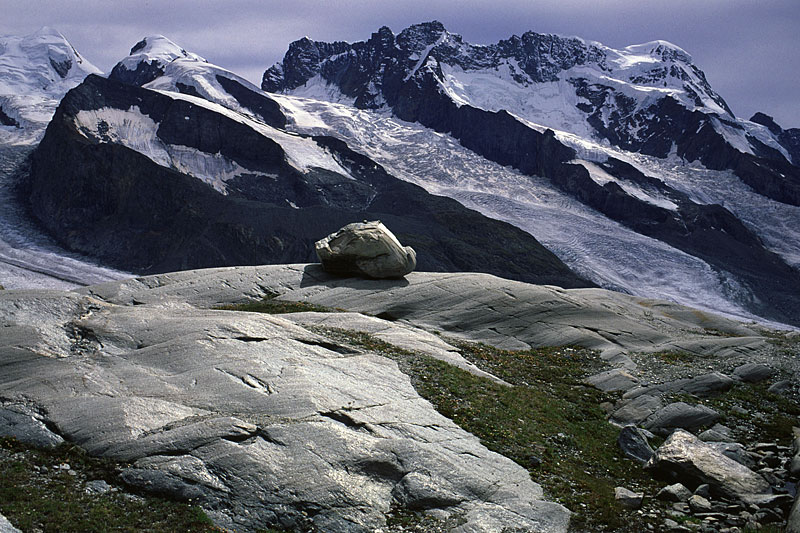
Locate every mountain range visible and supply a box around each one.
[1,23,799,327]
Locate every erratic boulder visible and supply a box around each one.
[315,221,417,279]
[646,430,771,501]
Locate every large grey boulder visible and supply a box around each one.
[0,288,568,532]
[618,425,655,464]
[646,430,771,501]
[315,221,416,279]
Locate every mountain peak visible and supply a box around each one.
[109,35,205,86]
[624,40,692,63]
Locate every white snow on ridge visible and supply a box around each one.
[0,27,99,145]
[271,94,780,325]
[117,35,205,73]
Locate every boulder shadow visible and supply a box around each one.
[300,263,411,289]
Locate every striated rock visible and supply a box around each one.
[615,487,644,509]
[646,430,771,501]
[643,402,720,436]
[618,425,655,464]
[0,281,569,532]
[315,221,417,279]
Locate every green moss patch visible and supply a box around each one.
[0,437,219,533]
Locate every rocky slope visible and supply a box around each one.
[263,22,800,327]
[21,36,588,289]
[2,265,799,531]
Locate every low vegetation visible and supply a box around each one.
[0,437,219,533]
[316,327,662,532]
[216,294,337,314]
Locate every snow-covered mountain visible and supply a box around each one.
[20,35,587,288]
[263,21,800,327]
[4,24,800,327]
[0,27,100,145]
[0,28,124,289]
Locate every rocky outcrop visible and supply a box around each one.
[315,221,416,278]
[0,283,570,532]
[646,430,771,501]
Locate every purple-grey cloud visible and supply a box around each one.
[3,0,798,126]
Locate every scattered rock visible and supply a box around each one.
[618,425,655,464]
[585,368,639,392]
[85,480,113,494]
[733,363,775,383]
[679,372,735,397]
[787,493,800,533]
[646,430,771,501]
[688,494,713,513]
[643,402,720,436]
[315,220,417,279]
[615,486,644,509]
[657,483,693,502]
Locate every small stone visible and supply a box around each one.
[664,518,679,528]
[694,484,711,498]
[707,442,755,469]
[85,480,112,494]
[673,502,690,513]
[657,483,693,502]
[699,423,733,443]
[733,363,775,383]
[615,486,644,509]
[689,494,713,513]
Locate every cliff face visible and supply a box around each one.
[25,74,589,287]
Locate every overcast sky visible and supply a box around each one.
[3,0,798,127]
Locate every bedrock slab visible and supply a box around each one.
[80,264,766,361]
[0,288,568,532]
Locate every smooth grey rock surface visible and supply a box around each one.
[315,221,417,279]
[77,264,766,360]
[623,372,734,401]
[0,281,568,532]
[646,430,771,501]
[281,311,508,385]
[643,402,720,436]
[698,423,733,443]
[0,513,19,533]
[618,425,655,464]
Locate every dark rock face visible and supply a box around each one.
[0,106,19,127]
[25,74,590,288]
[751,112,800,167]
[108,59,165,86]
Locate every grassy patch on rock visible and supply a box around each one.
[0,437,220,533]
[216,294,337,314]
[316,327,662,532]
